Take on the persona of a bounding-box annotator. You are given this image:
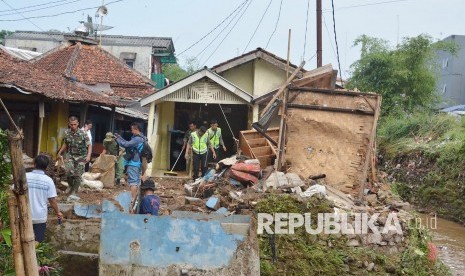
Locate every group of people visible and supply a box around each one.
[182,119,227,180]
[28,116,160,243]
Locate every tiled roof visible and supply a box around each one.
[33,43,155,99]
[0,49,120,106]
[7,31,174,52]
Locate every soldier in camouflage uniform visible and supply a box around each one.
[57,116,91,195]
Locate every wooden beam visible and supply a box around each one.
[260,61,305,117]
[36,100,44,155]
[8,193,25,276]
[288,86,379,98]
[8,130,39,276]
[359,95,382,200]
[287,103,375,115]
[252,123,278,146]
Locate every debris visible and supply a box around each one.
[185,197,201,205]
[230,169,258,185]
[300,184,326,198]
[308,174,326,180]
[81,179,104,190]
[90,154,116,188]
[229,191,244,203]
[215,207,228,215]
[66,194,80,203]
[206,197,220,210]
[82,172,101,181]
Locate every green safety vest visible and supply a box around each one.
[191,131,208,154]
[208,127,222,149]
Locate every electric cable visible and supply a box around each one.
[177,0,249,57]
[0,0,84,16]
[202,0,253,66]
[0,0,76,13]
[242,0,273,54]
[0,0,123,21]
[302,0,310,60]
[331,0,344,85]
[265,0,283,49]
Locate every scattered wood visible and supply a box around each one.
[309,174,326,180]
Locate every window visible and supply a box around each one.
[124,59,135,68]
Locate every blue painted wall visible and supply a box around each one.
[100,196,251,270]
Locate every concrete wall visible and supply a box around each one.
[151,101,175,171]
[220,61,254,93]
[40,102,69,157]
[99,201,259,276]
[253,59,287,97]
[437,35,465,107]
[101,45,152,77]
[5,38,60,54]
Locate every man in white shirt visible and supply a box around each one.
[81,119,93,172]
[26,155,62,244]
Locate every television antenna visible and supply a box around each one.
[94,1,109,45]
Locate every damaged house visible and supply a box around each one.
[0,47,120,158]
[31,35,156,155]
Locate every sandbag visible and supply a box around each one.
[90,154,116,188]
[230,168,259,184]
[82,178,104,190]
[231,163,261,176]
[82,172,101,181]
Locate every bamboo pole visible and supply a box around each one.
[8,192,25,276]
[8,130,39,276]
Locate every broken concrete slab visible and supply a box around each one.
[215,207,228,215]
[206,197,220,210]
[74,203,102,219]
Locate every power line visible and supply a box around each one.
[195,0,248,61]
[0,0,85,16]
[242,0,273,54]
[177,0,249,57]
[322,0,413,12]
[302,0,310,61]
[265,0,282,49]
[202,0,253,66]
[330,0,343,85]
[322,14,337,65]
[0,0,123,21]
[0,0,74,13]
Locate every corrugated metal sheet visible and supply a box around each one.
[0,45,42,60]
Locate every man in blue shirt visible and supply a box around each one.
[115,122,146,213]
[139,178,160,216]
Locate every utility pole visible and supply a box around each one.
[316,0,322,67]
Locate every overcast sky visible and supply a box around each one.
[1,0,463,78]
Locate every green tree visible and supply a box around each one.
[0,30,13,44]
[346,34,457,116]
[162,56,201,82]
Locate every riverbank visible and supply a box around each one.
[377,112,465,225]
[257,194,450,275]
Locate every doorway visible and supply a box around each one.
[170,102,249,171]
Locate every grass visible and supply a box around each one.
[378,111,465,223]
[256,194,449,275]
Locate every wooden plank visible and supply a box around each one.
[252,146,273,156]
[260,61,305,117]
[247,138,267,148]
[287,103,375,115]
[359,95,382,199]
[256,154,275,169]
[239,131,254,158]
[288,86,379,98]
